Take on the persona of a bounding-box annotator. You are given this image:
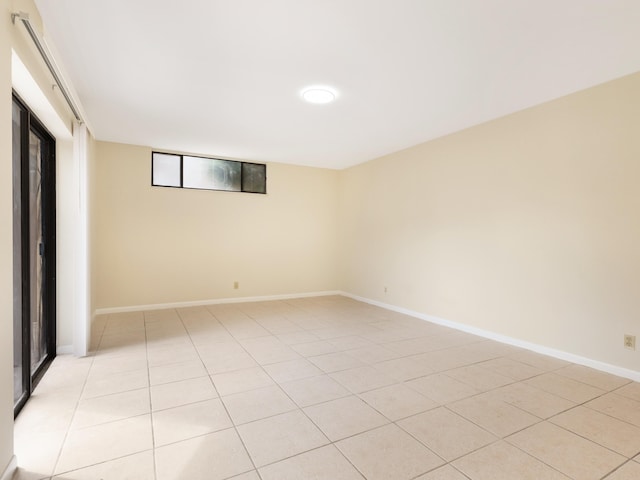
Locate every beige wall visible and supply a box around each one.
[93,141,339,309]
[1,3,15,475]
[339,72,640,373]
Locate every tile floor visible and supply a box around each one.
[12,296,640,480]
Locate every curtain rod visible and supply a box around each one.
[11,11,84,124]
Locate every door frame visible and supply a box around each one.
[13,91,57,417]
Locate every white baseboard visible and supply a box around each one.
[94,290,342,316]
[341,291,640,383]
[1,455,16,480]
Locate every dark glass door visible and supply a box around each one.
[13,93,56,416]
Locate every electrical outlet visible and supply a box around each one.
[233,281,239,290]
[384,286,387,293]
[624,334,636,350]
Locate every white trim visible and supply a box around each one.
[0,456,16,480]
[73,123,89,357]
[57,344,73,355]
[341,292,640,382]
[94,291,342,315]
[11,50,72,140]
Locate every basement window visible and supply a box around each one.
[151,151,266,194]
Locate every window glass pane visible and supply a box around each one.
[152,152,181,187]
[242,163,266,194]
[29,131,46,374]
[183,156,241,191]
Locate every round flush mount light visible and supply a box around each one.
[301,85,338,104]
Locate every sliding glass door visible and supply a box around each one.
[13,92,57,416]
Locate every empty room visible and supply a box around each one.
[2,1,640,479]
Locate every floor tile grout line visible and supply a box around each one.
[91,313,110,353]
[53,378,633,475]
[48,449,155,478]
[210,307,371,479]
[486,436,575,480]
[143,309,159,480]
[43,313,150,476]
[581,393,640,429]
[442,391,633,465]
[406,462,473,480]
[175,306,265,480]
[501,433,605,480]
[63,386,152,417]
[255,443,367,479]
[428,362,616,408]
[165,303,638,477]
[149,383,220,413]
[334,422,442,478]
[608,382,640,403]
[600,459,636,480]
[47,317,100,478]
[138,426,247,455]
[545,416,640,460]
[429,379,577,424]
[47,315,158,472]
[56,411,154,433]
[553,373,633,393]
[18,299,640,480]
[238,303,640,477]
[249,303,480,476]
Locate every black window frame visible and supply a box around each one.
[151,151,267,195]
[12,91,57,418]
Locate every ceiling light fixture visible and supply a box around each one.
[301,86,337,104]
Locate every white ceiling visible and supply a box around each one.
[35,0,640,169]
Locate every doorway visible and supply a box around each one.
[12,92,57,416]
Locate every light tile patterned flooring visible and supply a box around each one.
[12,296,640,480]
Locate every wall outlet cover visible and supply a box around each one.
[624,334,636,350]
